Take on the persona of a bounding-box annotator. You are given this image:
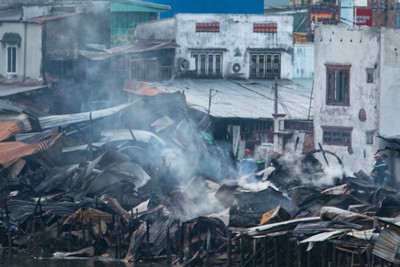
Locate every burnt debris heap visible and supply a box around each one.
[1,94,400,266]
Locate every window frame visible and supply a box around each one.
[321,126,353,146]
[191,51,223,78]
[325,64,351,106]
[49,59,73,77]
[6,45,17,74]
[250,52,281,79]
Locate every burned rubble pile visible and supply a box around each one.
[1,94,400,266]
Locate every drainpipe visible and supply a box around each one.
[42,21,47,86]
[23,22,27,79]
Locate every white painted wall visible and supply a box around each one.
[293,42,314,78]
[313,25,381,174]
[173,13,294,79]
[379,28,400,139]
[0,22,43,81]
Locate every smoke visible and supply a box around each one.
[276,144,345,189]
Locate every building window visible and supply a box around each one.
[326,64,350,106]
[196,23,220,32]
[366,68,374,83]
[253,23,277,33]
[250,53,280,79]
[191,52,222,77]
[322,126,352,146]
[366,130,374,145]
[6,45,17,74]
[50,60,73,77]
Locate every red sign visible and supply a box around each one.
[355,8,372,26]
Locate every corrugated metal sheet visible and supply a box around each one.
[26,13,80,23]
[347,229,376,240]
[123,79,165,96]
[111,0,171,12]
[146,79,313,120]
[0,132,62,168]
[0,113,32,142]
[80,40,179,60]
[38,102,134,130]
[300,230,345,243]
[373,226,400,264]
[233,216,320,236]
[0,85,47,97]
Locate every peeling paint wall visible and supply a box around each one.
[313,25,381,174]
[293,42,314,78]
[174,14,294,79]
[379,28,400,139]
[0,22,43,81]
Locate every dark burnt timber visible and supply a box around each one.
[1,95,400,266]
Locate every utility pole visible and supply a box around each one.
[208,89,213,114]
[306,0,311,41]
[274,77,278,114]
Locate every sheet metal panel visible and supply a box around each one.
[146,79,313,120]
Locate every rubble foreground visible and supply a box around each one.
[1,94,400,266]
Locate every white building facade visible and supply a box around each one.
[314,24,400,179]
[136,13,294,80]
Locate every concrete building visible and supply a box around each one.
[135,13,294,80]
[313,24,400,182]
[0,3,110,113]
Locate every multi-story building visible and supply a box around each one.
[313,24,400,182]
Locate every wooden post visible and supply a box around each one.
[274,238,279,267]
[206,228,211,267]
[297,242,302,267]
[263,237,267,267]
[4,199,11,259]
[146,220,150,262]
[253,239,257,267]
[240,236,244,267]
[227,230,232,267]
[188,225,193,260]
[166,226,172,266]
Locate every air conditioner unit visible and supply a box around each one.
[178,58,196,71]
[229,61,244,76]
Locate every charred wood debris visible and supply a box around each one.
[1,93,400,266]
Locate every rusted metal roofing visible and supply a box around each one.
[373,226,400,264]
[80,40,179,61]
[26,13,80,23]
[0,132,63,169]
[123,79,165,96]
[0,113,32,142]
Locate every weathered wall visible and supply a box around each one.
[135,18,175,41]
[313,25,381,173]
[174,14,294,79]
[293,42,314,78]
[379,28,400,139]
[0,22,43,81]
